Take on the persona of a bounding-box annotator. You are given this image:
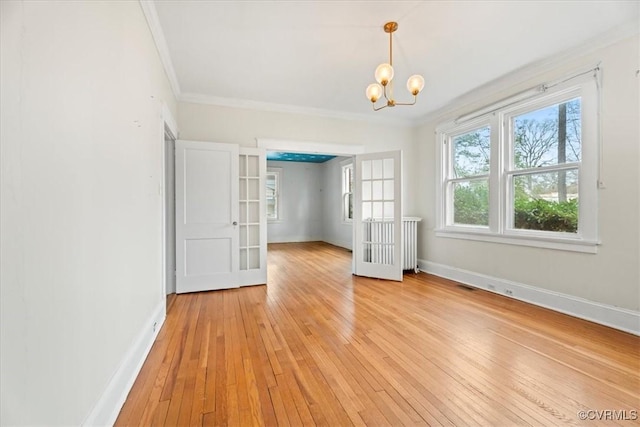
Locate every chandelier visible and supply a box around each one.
[366,22,425,111]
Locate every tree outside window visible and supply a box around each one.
[437,75,598,252]
[511,98,581,233]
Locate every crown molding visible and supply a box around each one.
[139,0,637,130]
[413,20,640,127]
[179,92,414,128]
[256,138,364,156]
[139,0,181,98]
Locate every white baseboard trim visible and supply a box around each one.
[82,300,166,426]
[321,238,352,251]
[267,236,323,244]
[418,259,640,336]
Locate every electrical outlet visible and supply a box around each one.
[505,289,513,296]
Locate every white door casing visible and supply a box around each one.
[175,140,239,293]
[353,151,403,281]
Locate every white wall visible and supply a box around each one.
[415,34,640,312]
[321,157,353,250]
[265,157,354,248]
[267,161,323,243]
[1,1,176,425]
[177,102,418,217]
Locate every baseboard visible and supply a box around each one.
[267,236,323,244]
[321,238,352,251]
[418,259,640,336]
[82,300,166,426]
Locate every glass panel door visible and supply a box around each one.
[238,148,267,286]
[354,151,402,281]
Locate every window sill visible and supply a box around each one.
[435,229,598,254]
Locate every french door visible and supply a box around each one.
[175,141,266,293]
[353,150,403,281]
[238,147,267,287]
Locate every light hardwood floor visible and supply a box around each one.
[116,242,639,426]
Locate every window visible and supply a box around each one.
[266,168,281,221]
[449,125,491,227]
[508,98,581,233]
[342,162,353,221]
[437,72,599,253]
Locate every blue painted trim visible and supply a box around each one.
[267,152,336,163]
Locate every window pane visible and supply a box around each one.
[372,180,383,200]
[344,193,353,220]
[362,202,371,220]
[266,172,278,220]
[362,160,371,180]
[453,126,491,178]
[372,202,383,219]
[248,179,259,200]
[266,198,276,219]
[383,158,394,179]
[513,169,578,233]
[453,180,489,226]
[266,174,277,196]
[362,181,371,201]
[342,164,354,221]
[513,98,581,169]
[383,180,394,200]
[372,159,383,179]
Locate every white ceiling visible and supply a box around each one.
[152,1,639,122]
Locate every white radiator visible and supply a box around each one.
[402,217,421,273]
[363,217,422,273]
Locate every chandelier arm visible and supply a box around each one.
[382,83,391,103]
[373,103,388,111]
[393,96,418,106]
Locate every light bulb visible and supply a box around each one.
[374,63,394,86]
[407,75,425,96]
[366,83,383,103]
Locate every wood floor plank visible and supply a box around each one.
[116,242,640,426]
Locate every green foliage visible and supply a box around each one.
[453,182,489,226]
[452,99,582,231]
[454,183,578,232]
[514,197,578,232]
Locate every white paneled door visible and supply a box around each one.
[353,151,403,281]
[175,140,239,293]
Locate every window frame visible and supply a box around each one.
[442,119,494,232]
[266,167,282,222]
[436,74,599,253]
[341,161,354,223]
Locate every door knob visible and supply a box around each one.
[232,221,238,226]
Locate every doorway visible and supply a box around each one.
[266,152,354,252]
[164,130,176,296]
